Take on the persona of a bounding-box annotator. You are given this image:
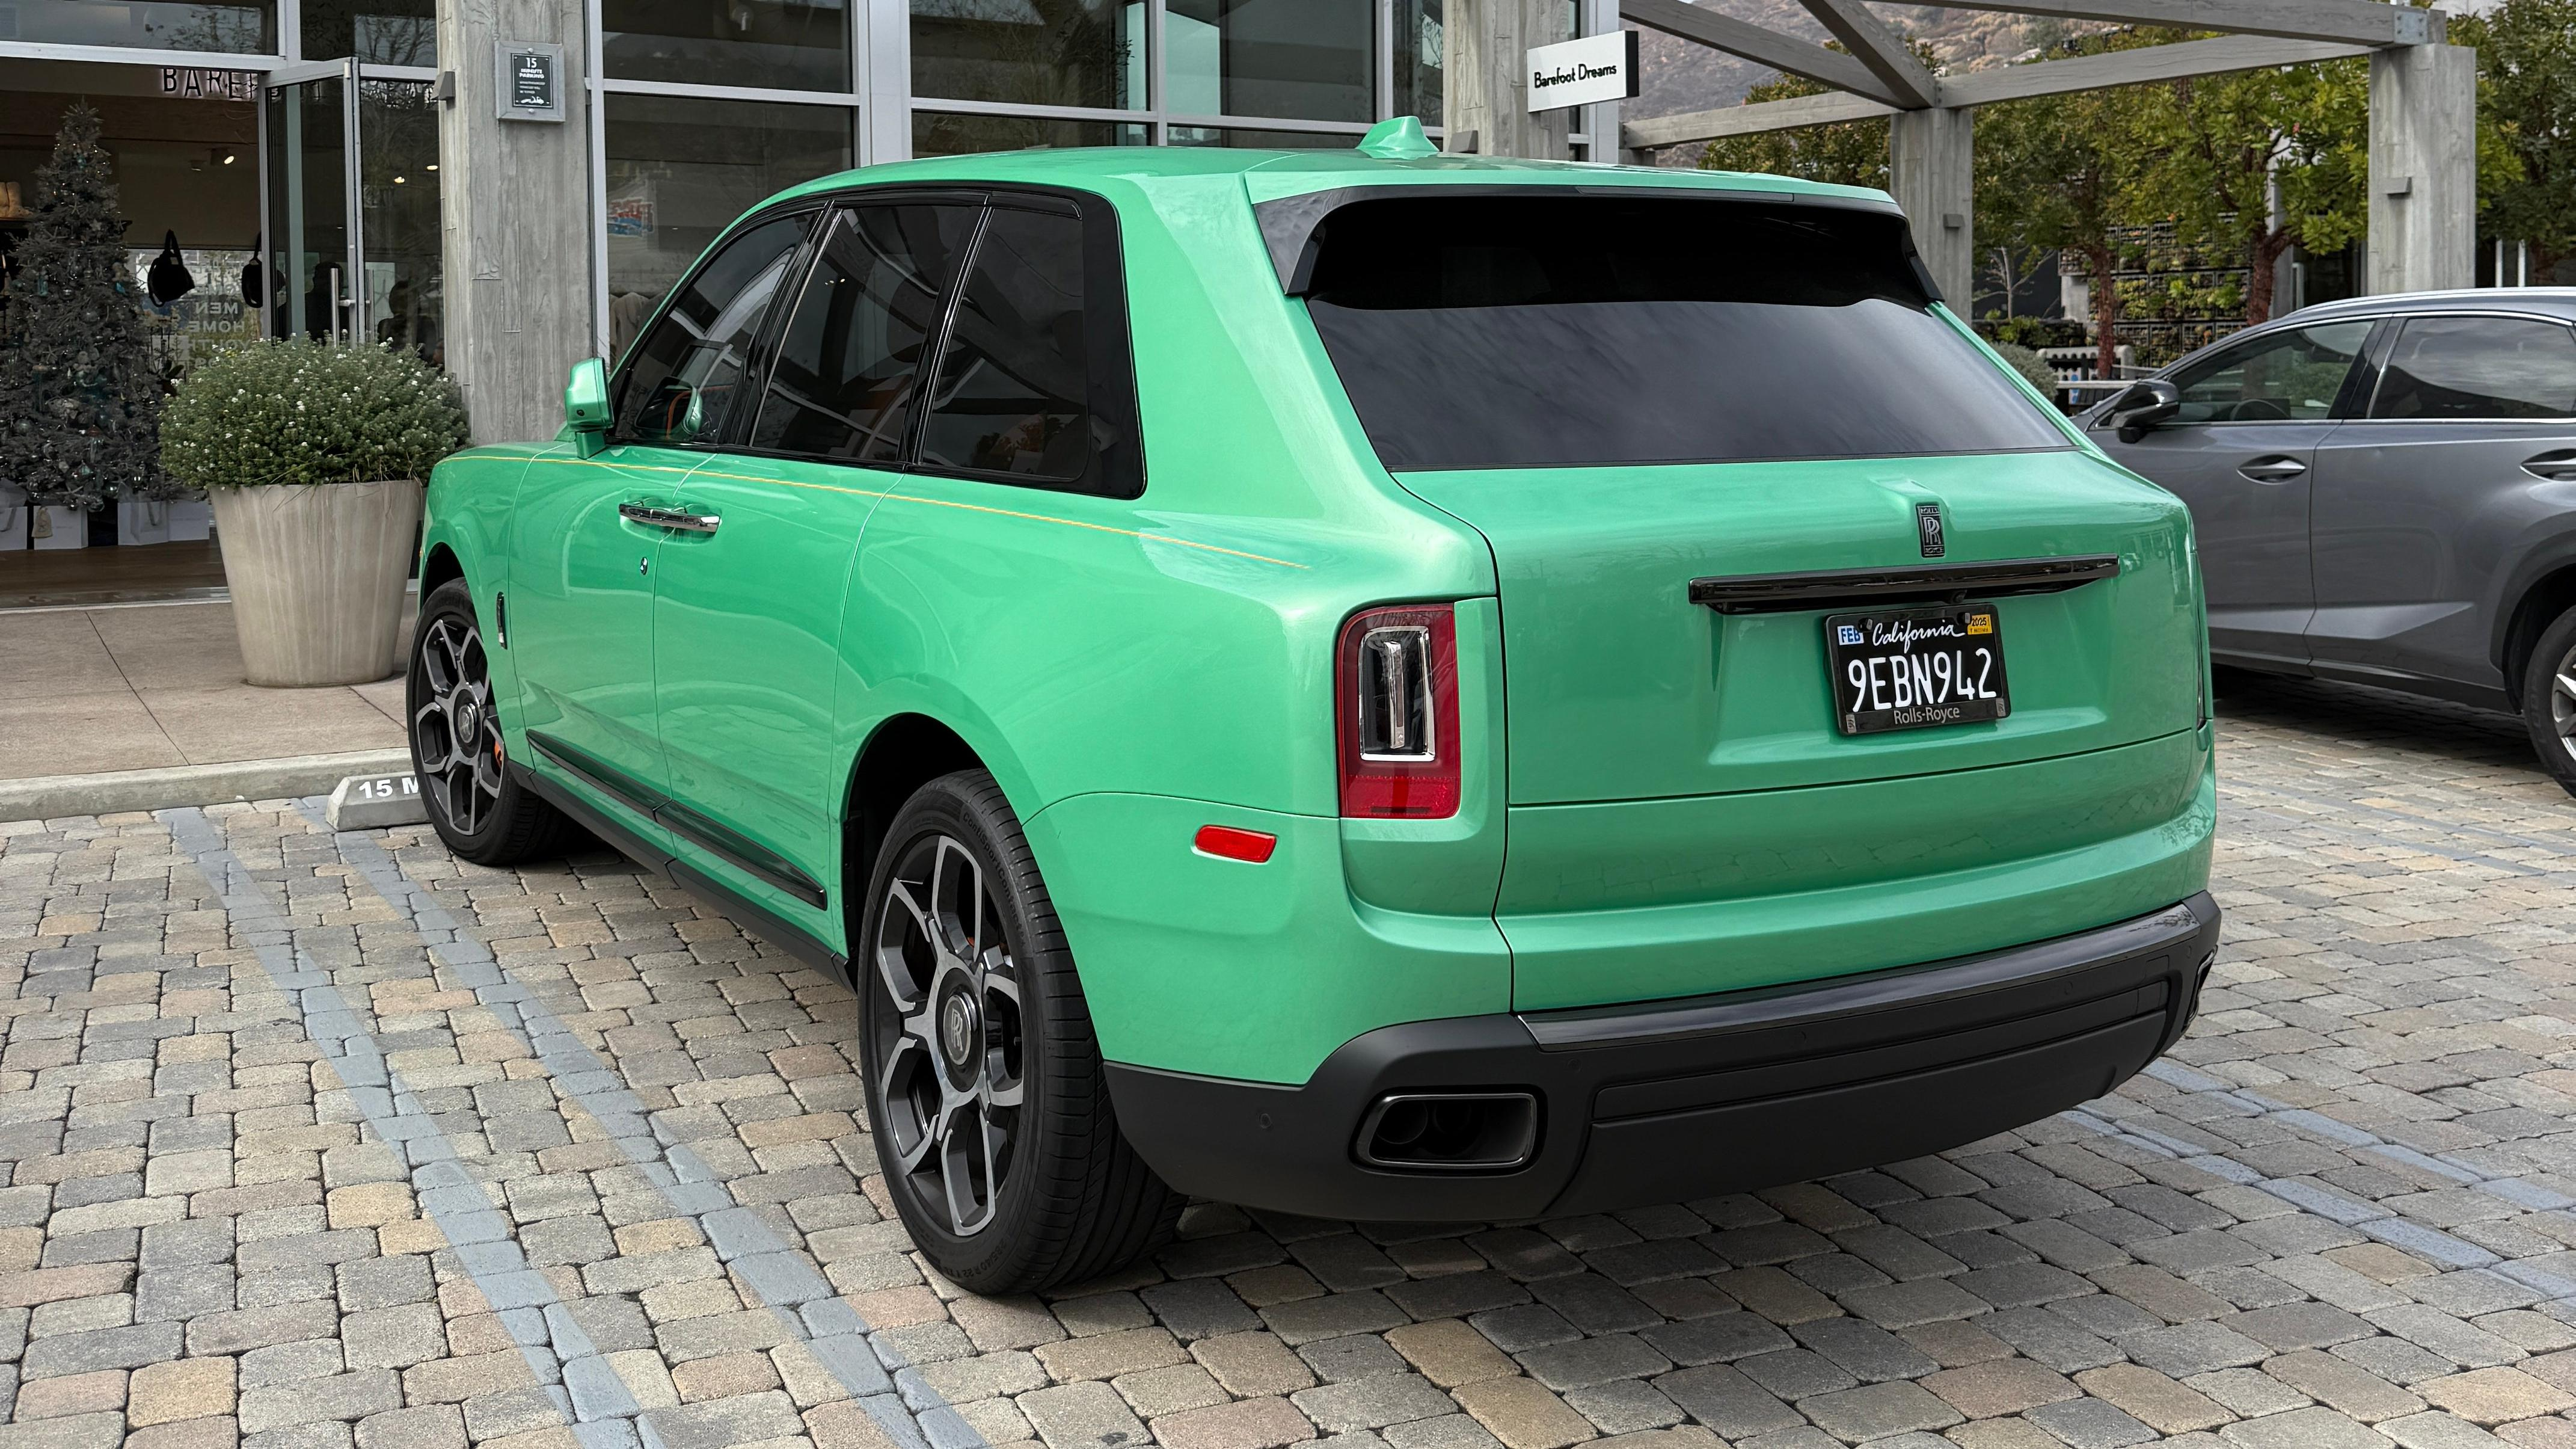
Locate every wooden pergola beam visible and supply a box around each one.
[1623,90,1897,150]
[1622,32,2377,150]
[1897,0,2440,49]
[1618,0,1910,108]
[1941,34,2374,105]
[1797,0,1941,109]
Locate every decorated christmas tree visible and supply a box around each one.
[0,103,168,511]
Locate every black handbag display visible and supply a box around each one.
[147,230,195,306]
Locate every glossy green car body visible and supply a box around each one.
[422,144,2216,1220]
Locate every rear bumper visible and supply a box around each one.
[1105,893,2218,1220]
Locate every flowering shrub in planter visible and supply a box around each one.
[161,340,471,686]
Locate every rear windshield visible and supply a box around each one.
[1298,195,2070,472]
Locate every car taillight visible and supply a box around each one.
[1337,605,1461,819]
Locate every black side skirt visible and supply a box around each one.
[513,761,852,989]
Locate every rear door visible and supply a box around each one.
[511,209,814,819]
[2308,312,2576,695]
[649,197,982,929]
[2090,318,2375,671]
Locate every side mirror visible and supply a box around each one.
[565,357,611,457]
[2102,378,2182,444]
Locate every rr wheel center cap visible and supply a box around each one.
[938,987,981,1078]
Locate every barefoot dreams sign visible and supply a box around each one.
[1526,30,1639,113]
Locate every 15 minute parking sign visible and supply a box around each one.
[1526,30,1640,113]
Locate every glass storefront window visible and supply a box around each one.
[911,0,1142,111]
[302,0,435,66]
[1394,0,1442,124]
[1165,0,1370,123]
[603,94,852,363]
[912,112,1146,158]
[601,0,850,92]
[3,0,272,52]
[1167,126,1360,150]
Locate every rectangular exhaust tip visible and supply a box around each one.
[1356,1092,1539,1172]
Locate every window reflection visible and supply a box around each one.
[1165,0,1372,123]
[302,0,435,64]
[5,0,272,52]
[911,0,1143,111]
[604,94,852,364]
[602,0,851,91]
[912,112,1147,156]
[1394,0,1443,123]
[1167,126,1363,149]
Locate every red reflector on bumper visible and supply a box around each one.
[1193,825,1277,863]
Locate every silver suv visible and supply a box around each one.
[2086,290,2576,793]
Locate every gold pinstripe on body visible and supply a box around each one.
[529,454,1308,570]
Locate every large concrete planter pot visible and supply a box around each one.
[210,479,423,686]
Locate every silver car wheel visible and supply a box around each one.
[2553,646,2576,766]
[870,833,1025,1238]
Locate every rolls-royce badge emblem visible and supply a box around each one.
[1916,503,1945,558]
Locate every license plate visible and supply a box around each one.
[1825,603,2011,735]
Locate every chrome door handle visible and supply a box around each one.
[618,502,721,534]
[2239,457,2308,482]
[2524,452,2576,482]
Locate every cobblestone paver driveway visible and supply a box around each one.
[8,675,2576,1449]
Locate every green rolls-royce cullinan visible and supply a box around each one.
[409,120,2219,1293]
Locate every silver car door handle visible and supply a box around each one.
[2524,452,2576,482]
[2239,457,2307,482]
[618,502,722,534]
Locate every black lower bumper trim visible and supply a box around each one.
[1105,894,2218,1221]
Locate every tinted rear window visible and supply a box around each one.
[1298,196,2069,472]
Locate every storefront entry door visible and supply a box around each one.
[261,60,441,357]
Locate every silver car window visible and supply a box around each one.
[2168,321,2373,424]
[2367,315,2576,421]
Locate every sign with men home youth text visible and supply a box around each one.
[497,42,565,122]
[1526,31,1640,113]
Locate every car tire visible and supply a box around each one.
[2521,604,2576,799]
[857,770,1181,1294]
[408,580,582,864]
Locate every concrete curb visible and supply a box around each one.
[0,749,414,823]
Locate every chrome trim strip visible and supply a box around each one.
[617,502,721,534]
[1688,555,2120,615]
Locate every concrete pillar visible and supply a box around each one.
[435,0,596,444]
[1889,106,1975,312]
[1444,0,1572,160]
[2367,43,2476,296]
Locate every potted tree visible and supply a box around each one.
[160,338,468,685]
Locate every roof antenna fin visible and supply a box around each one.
[1356,116,1437,161]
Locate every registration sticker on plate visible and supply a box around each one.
[1824,603,2011,735]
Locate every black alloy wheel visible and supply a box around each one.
[412,611,505,836]
[857,771,1180,1292]
[407,580,580,864]
[869,828,1028,1238]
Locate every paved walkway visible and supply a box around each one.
[0,603,408,781]
[4,675,2576,1449]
